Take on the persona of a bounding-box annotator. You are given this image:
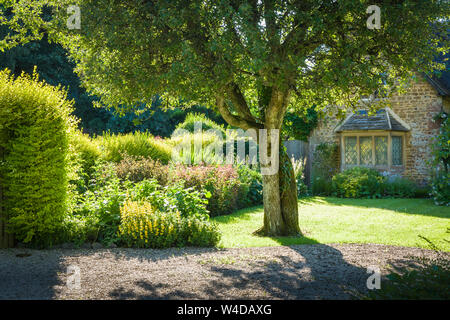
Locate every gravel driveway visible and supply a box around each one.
[0,244,445,300]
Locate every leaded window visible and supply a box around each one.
[344,136,357,165]
[392,136,403,165]
[343,134,404,168]
[375,136,388,165]
[359,137,372,165]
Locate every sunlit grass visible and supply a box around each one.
[213,197,450,251]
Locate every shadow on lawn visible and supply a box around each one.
[107,240,370,300]
[298,196,449,218]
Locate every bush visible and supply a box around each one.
[171,164,242,216]
[69,161,129,246]
[332,167,385,198]
[174,113,225,135]
[115,155,169,185]
[311,142,339,195]
[430,171,450,206]
[118,200,220,248]
[384,177,417,198]
[430,112,450,206]
[236,164,263,207]
[128,179,210,219]
[0,69,76,245]
[292,158,309,197]
[99,131,172,164]
[70,130,101,185]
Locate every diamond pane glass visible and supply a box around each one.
[375,136,388,165]
[392,136,403,165]
[359,137,372,165]
[345,136,357,165]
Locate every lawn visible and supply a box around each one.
[213,197,450,251]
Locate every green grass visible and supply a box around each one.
[212,197,450,251]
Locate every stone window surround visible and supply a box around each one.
[339,131,407,171]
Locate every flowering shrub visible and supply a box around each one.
[115,155,169,184]
[171,164,242,216]
[118,200,220,248]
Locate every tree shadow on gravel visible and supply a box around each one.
[106,241,372,300]
[0,249,66,299]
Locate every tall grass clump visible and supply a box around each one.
[174,113,226,134]
[98,131,172,163]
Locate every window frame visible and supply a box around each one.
[340,131,405,170]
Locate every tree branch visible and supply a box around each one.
[216,95,263,130]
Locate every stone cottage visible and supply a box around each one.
[308,73,450,185]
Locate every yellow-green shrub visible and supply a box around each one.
[69,130,101,181]
[118,200,220,248]
[98,132,172,164]
[0,69,77,245]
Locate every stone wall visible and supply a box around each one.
[309,76,445,185]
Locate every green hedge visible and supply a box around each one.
[0,69,76,245]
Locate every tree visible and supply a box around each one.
[1,0,448,236]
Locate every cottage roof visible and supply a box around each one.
[334,108,410,133]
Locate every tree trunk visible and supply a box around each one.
[259,144,300,236]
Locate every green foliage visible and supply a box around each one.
[282,109,318,142]
[171,164,242,217]
[383,177,417,198]
[118,200,220,248]
[431,171,450,206]
[128,179,210,220]
[332,167,385,198]
[431,112,450,206]
[98,131,173,164]
[175,113,226,135]
[69,161,129,246]
[0,69,76,245]
[236,164,263,207]
[311,142,339,195]
[115,155,169,185]
[291,158,309,197]
[69,130,101,185]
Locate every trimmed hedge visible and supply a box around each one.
[0,69,76,245]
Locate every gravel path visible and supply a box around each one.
[0,244,446,300]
